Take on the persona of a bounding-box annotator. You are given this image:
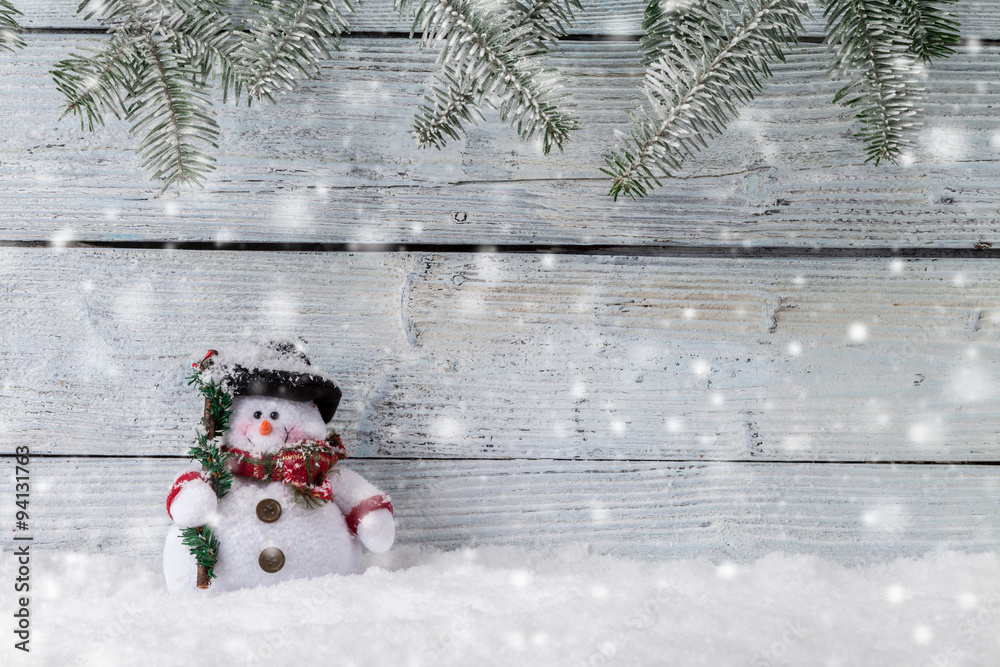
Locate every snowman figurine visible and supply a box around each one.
[163,342,395,593]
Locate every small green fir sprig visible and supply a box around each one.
[824,0,925,165]
[187,366,233,435]
[603,0,811,201]
[0,0,24,53]
[401,0,580,154]
[410,0,582,151]
[187,434,234,498]
[182,358,235,579]
[185,365,234,498]
[896,0,961,62]
[180,526,221,579]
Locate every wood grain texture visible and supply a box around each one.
[0,247,417,457]
[4,457,997,563]
[1,37,998,246]
[17,0,1000,40]
[3,247,999,461]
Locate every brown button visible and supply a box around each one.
[256,498,281,523]
[258,547,285,573]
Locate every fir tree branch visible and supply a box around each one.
[54,0,229,190]
[0,0,24,53]
[131,32,220,191]
[52,31,143,131]
[413,66,487,149]
[240,0,355,104]
[509,0,583,54]
[824,0,923,165]
[403,0,579,154]
[639,0,707,66]
[604,0,809,201]
[181,526,220,578]
[894,0,959,62]
[82,0,245,102]
[159,0,245,103]
[412,0,581,150]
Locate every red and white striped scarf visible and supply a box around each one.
[222,434,347,506]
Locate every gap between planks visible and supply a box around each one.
[15,0,1000,41]
[17,28,1000,48]
[3,241,1000,259]
[3,453,1000,466]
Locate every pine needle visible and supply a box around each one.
[894,0,960,62]
[604,0,811,201]
[824,0,923,165]
[0,0,23,53]
[403,0,580,153]
[240,0,355,104]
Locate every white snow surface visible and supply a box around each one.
[4,546,1000,666]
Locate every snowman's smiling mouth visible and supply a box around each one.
[244,427,292,449]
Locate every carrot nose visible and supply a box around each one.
[259,420,272,436]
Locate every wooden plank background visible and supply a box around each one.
[1,0,998,564]
[2,18,999,245]
[17,0,1000,39]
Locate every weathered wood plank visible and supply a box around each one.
[3,247,998,460]
[17,0,1000,40]
[5,457,998,563]
[0,248,417,457]
[1,37,997,246]
[369,253,1000,460]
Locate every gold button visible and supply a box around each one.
[258,547,285,573]
[256,498,282,523]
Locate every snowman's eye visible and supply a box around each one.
[270,411,280,420]
[253,411,262,419]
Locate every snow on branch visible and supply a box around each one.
[402,0,580,154]
[895,0,960,62]
[824,0,923,166]
[0,0,24,53]
[603,0,810,201]
[240,0,355,104]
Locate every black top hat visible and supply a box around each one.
[206,340,342,423]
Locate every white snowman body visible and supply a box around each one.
[163,395,394,594]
